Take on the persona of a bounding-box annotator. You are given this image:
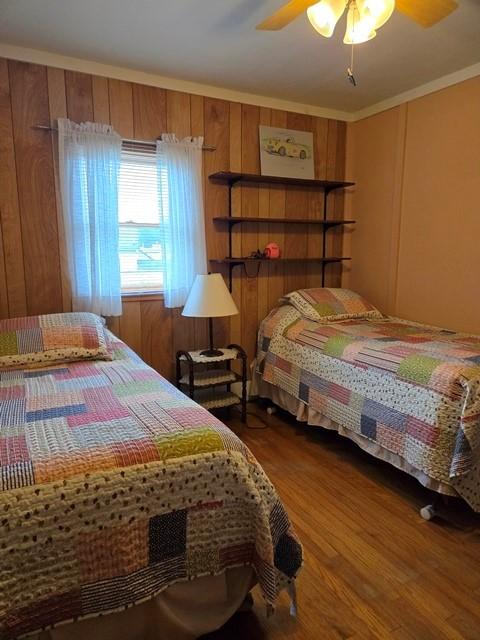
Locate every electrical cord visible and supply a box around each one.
[231,406,270,429]
[245,411,270,429]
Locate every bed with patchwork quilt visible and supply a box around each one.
[253,288,480,513]
[0,312,302,639]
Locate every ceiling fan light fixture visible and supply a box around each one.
[357,0,395,29]
[343,1,377,44]
[307,0,346,38]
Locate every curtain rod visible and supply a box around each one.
[32,124,216,151]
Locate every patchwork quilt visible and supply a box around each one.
[256,305,480,510]
[0,333,302,639]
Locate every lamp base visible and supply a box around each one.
[200,348,224,358]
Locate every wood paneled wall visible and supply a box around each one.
[0,57,348,379]
[344,76,480,335]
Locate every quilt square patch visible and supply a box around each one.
[274,533,302,579]
[363,398,407,432]
[112,439,160,467]
[154,428,224,461]
[323,335,357,358]
[73,417,146,448]
[269,500,291,547]
[27,404,87,423]
[26,390,85,413]
[25,417,78,459]
[78,522,149,583]
[0,433,29,465]
[0,330,18,356]
[56,374,109,392]
[397,354,442,385]
[406,416,438,446]
[300,370,329,395]
[186,547,219,576]
[309,388,328,413]
[33,448,118,484]
[0,398,26,426]
[165,406,212,428]
[25,368,70,379]
[149,509,187,563]
[299,382,310,403]
[361,414,377,439]
[376,423,405,454]
[1,460,35,490]
[328,382,351,405]
[17,327,43,354]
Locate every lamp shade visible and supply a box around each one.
[182,274,239,318]
[307,0,346,37]
[358,0,395,29]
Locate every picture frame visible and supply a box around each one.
[259,125,315,179]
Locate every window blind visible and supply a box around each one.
[118,143,168,293]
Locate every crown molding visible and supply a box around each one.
[352,61,480,121]
[0,42,353,122]
[0,42,479,124]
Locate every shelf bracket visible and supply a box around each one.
[226,260,263,291]
[227,262,242,292]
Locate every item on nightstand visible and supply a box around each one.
[182,273,239,357]
[264,242,280,259]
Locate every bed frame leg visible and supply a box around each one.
[420,494,449,521]
[420,504,437,521]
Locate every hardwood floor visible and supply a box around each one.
[204,404,480,640]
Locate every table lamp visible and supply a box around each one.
[182,273,239,357]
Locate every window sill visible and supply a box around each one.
[121,291,164,303]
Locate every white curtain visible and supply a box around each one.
[58,118,123,316]
[156,134,207,308]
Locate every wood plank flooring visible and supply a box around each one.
[204,404,480,640]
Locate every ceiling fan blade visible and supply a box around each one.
[256,0,319,30]
[396,0,458,27]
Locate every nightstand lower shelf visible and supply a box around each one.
[194,389,241,410]
[179,369,238,388]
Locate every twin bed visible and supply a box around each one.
[0,312,302,639]
[253,287,480,516]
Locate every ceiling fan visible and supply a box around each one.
[256,0,458,44]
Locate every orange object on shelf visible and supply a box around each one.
[264,242,281,259]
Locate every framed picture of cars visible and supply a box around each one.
[259,125,315,179]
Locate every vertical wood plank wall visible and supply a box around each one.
[0,57,348,379]
[343,76,480,335]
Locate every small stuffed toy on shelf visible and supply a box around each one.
[264,242,280,259]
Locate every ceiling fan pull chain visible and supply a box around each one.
[347,5,357,86]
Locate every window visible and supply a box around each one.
[118,143,168,293]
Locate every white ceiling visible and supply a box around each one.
[0,0,479,113]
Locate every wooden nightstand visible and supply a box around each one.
[176,344,247,423]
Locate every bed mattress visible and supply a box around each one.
[0,331,302,639]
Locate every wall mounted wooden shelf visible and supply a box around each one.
[209,171,354,193]
[210,257,350,280]
[210,257,349,265]
[208,171,355,289]
[213,216,356,228]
